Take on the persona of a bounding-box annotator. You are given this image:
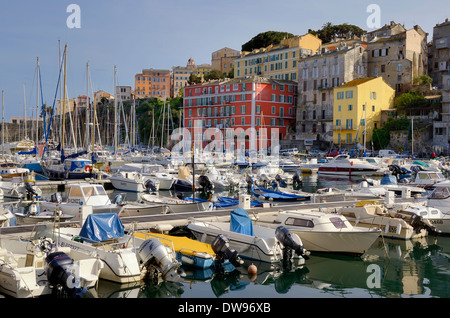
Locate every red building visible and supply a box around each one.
[183,76,297,154]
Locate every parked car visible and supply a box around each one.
[326,150,340,157]
[308,149,325,157]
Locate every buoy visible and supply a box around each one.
[248,263,257,275]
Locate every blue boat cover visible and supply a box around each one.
[230,208,254,236]
[79,213,124,243]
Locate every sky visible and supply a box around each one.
[0,0,448,121]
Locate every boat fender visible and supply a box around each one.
[350,161,354,166]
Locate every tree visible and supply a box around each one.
[413,75,433,86]
[308,22,366,43]
[204,69,223,81]
[394,92,429,110]
[242,31,295,52]
[187,73,202,85]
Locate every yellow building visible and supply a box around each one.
[233,33,322,81]
[333,77,395,146]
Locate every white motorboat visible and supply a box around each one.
[13,202,75,225]
[254,210,381,256]
[141,192,213,213]
[109,170,160,192]
[55,213,143,284]
[425,180,450,213]
[411,170,447,187]
[186,208,310,265]
[57,213,182,283]
[0,161,30,178]
[390,202,450,235]
[0,235,103,298]
[318,154,379,176]
[40,183,124,217]
[115,163,175,190]
[337,201,432,240]
[0,175,42,200]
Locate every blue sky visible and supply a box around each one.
[0,0,448,121]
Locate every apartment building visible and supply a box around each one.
[433,72,450,151]
[233,34,321,81]
[115,86,133,102]
[366,21,428,94]
[134,68,170,99]
[332,77,395,148]
[296,43,368,149]
[211,47,240,74]
[171,58,197,98]
[183,76,297,153]
[429,19,450,88]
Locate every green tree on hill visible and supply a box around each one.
[242,31,295,52]
[308,22,366,43]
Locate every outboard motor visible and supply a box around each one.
[24,182,38,200]
[137,238,181,283]
[275,226,310,264]
[211,234,243,268]
[199,175,213,191]
[409,214,438,234]
[45,251,86,297]
[50,192,62,204]
[246,175,254,187]
[112,193,124,205]
[144,179,157,192]
[275,174,287,188]
[292,173,302,187]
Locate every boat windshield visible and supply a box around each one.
[428,186,450,199]
[285,217,314,228]
[329,217,348,229]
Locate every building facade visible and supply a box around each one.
[296,43,368,149]
[183,76,297,154]
[115,86,133,102]
[366,22,428,94]
[332,77,395,148]
[134,68,170,99]
[433,72,450,153]
[171,58,197,98]
[233,34,322,81]
[428,19,450,89]
[211,47,240,74]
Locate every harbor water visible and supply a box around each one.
[5,174,450,299]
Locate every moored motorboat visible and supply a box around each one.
[318,154,379,176]
[253,210,381,256]
[186,208,310,265]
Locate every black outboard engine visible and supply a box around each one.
[275,226,310,265]
[292,173,302,187]
[409,214,438,234]
[246,175,254,187]
[211,234,243,268]
[24,182,37,200]
[45,251,86,297]
[144,179,157,192]
[275,174,287,188]
[199,175,213,191]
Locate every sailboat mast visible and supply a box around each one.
[23,84,27,140]
[2,90,4,158]
[36,57,39,147]
[114,65,118,158]
[61,44,67,151]
[85,62,90,150]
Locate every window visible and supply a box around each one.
[329,217,348,229]
[397,64,402,71]
[285,217,314,228]
[272,106,276,114]
[348,104,353,111]
[241,117,245,125]
[256,105,261,114]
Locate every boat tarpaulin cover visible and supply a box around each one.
[79,213,124,243]
[230,208,254,236]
